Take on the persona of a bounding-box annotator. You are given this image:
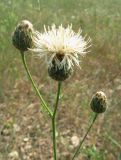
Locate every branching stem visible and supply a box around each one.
[52,81,61,160]
[20,51,53,118]
[72,113,98,160]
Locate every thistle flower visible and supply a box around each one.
[31,24,91,81]
[12,20,34,52]
[90,91,107,113]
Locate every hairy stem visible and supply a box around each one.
[20,51,53,117]
[52,81,62,160]
[72,113,98,160]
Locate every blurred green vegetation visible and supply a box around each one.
[83,145,106,160]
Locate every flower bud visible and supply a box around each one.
[12,20,34,52]
[90,91,107,113]
[48,58,73,81]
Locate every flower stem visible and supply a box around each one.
[20,51,53,118]
[52,81,62,160]
[72,113,98,160]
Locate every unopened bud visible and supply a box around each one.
[90,91,107,113]
[12,20,34,52]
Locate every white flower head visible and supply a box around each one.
[31,24,91,70]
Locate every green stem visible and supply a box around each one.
[72,113,98,160]
[52,81,62,160]
[20,51,53,118]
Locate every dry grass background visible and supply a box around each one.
[0,0,121,159]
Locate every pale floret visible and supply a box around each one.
[31,24,91,70]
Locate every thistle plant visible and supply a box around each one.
[12,20,107,160]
